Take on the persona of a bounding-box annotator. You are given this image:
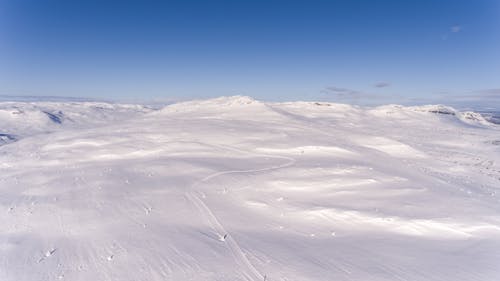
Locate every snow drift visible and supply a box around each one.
[1,96,499,281]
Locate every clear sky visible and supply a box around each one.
[1,0,499,106]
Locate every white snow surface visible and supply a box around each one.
[1,96,500,281]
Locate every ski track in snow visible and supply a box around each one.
[186,152,296,281]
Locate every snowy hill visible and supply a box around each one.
[156,95,284,121]
[1,97,500,281]
[0,102,153,139]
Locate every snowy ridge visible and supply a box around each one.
[370,103,494,127]
[0,96,500,280]
[407,104,492,125]
[155,96,285,121]
[0,102,153,140]
[158,95,260,111]
[408,104,458,115]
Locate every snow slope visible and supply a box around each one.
[1,96,500,281]
[0,102,153,139]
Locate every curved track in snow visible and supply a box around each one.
[186,153,296,281]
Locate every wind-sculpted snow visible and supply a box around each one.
[0,96,499,281]
[480,111,500,125]
[0,133,17,146]
[0,102,153,140]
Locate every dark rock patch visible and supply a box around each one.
[0,133,17,146]
[43,111,64,124]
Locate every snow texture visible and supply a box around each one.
[1,96,500,281]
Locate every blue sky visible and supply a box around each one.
[1,0,499,106]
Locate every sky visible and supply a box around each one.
[1,0,499,107]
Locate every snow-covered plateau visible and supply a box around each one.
[1,96,500,281]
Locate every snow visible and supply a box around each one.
[1,96,500,281]
[0,101,153,137]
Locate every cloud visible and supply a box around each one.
[450,25,461,33]
[321,85,419,106]
[374,82,390,88]
[322,85,376,101]
[324,87,352,93]
[322,86,361,97]
[442,25,462,40]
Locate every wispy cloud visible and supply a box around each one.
[450,25,461,33]
[442,25,462,40]
[322,86,361,97]
[321,85,396,105]
[374,82,390,88]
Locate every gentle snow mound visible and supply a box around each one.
[156,95,287,120]
[160,95,260,111]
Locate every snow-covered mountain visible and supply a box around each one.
[1,96,499,281]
